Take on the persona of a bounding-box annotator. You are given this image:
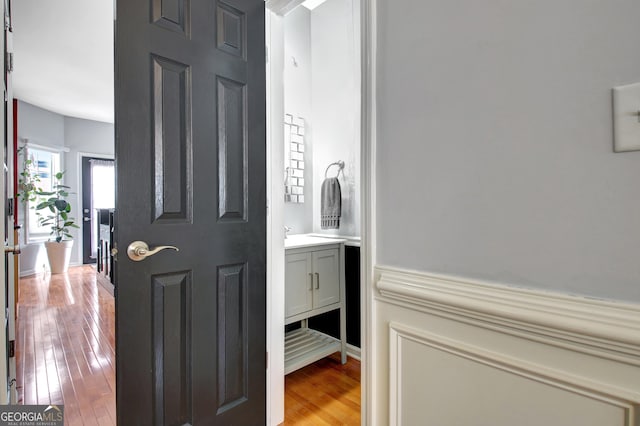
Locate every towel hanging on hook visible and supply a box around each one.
[321,161,344,229]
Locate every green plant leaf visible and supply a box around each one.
[54,200,68,211]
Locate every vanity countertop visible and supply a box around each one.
[284,234,347,249]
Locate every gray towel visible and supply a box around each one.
[321,177,341,229]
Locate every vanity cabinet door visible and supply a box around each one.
[285,252,314,317]
[312,249,341,309]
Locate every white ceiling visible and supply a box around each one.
[12,0,114,123]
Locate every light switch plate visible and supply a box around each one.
[613,82,640,152]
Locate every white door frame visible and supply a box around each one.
[265,0,376,424]
[359,0,376,424]
[265,8,286,425]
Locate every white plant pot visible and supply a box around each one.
[44,240,74,274]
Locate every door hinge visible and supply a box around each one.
[6,52,13,73]
[8,340,15,358]
[7,198,14,217]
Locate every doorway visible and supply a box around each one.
[81,156,115,265]
[265,0,363,423]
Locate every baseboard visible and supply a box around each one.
[19,269,38,278]
[346,343,361,360]
[373,265,640,425]
[20,262,86,278]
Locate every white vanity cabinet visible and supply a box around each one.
[285,248,340,317]
[284,236,347,374]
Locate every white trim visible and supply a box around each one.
[265,9,286,426]
[388,322,639,426]
[376,266,640,365]
[21,138,70,153]
[19,268,38,278]
[361,0,376,423]
[347,343,361,360]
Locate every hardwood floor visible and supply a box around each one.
[283,354,361,425]
[16,266,116,426]
[17,265,360,425]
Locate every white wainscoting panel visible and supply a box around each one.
[374,265,640,425]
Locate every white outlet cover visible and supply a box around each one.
[613,82,640,152]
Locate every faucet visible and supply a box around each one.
[284,226,292,239]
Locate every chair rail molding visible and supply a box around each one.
[375,265,640,365]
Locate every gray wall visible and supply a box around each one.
[376,0,640,302]
[311,0,360,238]
[283,6,314,234]
[17,100,114,275]
[16,101,66,274]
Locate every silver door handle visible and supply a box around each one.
[127,240,179,261]
[315,272,320,289]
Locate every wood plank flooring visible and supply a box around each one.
[17,265,360,425]
[16,265,116,425]
[283,354,361,425]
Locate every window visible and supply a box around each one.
[89,159,115,258]
[24,147,61,242]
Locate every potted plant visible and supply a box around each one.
[35,171,79,273]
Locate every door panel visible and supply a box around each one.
[284,253,313,318]
[312,249,340,309]
[115,0,266,423]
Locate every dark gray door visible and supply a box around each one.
[81,157,94,264]
[114,0,266,423]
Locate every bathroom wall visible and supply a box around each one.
[283,6,313,234]
[311,0,361,238]
[16,100,114,275]
[281,0,361,238]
